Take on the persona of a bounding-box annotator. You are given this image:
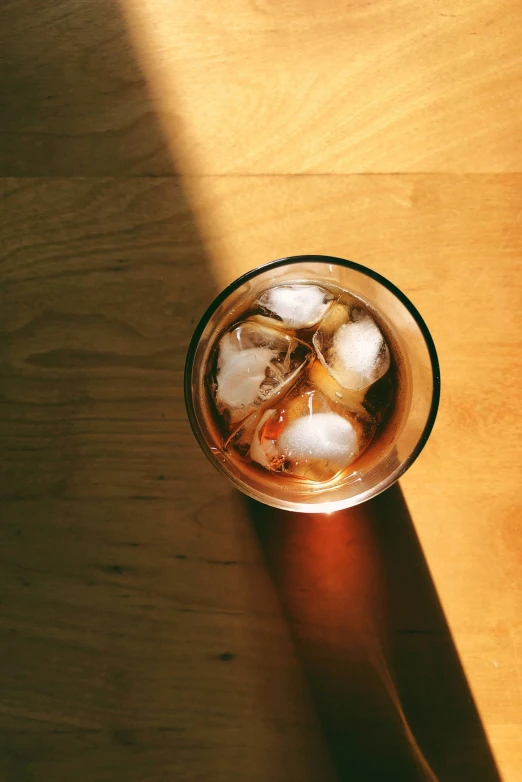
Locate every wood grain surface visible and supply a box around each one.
[0,1,521,781]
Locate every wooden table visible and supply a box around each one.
[1,1,521,779]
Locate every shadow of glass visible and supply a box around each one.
[246,484,502,782]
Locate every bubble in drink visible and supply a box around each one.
[213,321,311,426]
[209,282,396,484]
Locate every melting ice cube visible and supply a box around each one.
[213,321,310,426]
[244,381,364,481]
[278,412,359,474]
[257,284,333,329]
[313,306,390,391]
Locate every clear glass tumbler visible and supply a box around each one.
[185,256,440,513]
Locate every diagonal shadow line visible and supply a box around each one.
[246,484,502,782]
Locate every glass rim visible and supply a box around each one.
[184,255,441,505]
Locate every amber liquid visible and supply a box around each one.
[205,282,404,487]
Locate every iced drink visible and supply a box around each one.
[185,256,439,512]
[208,282,399,486]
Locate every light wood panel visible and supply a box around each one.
[2,0,521,176]
[120,0,522,174]
[1,175,521,779]
[0,0,521,779]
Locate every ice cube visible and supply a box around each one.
[313,306,390,391]
[308,359,367,416]
[257,284,333,329]
[213,321,310,426]
[246,313,289,332]
[278,412,359,474]
[315,301,349,338]
[244,381,364,481]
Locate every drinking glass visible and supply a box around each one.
[185,255,440,513]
